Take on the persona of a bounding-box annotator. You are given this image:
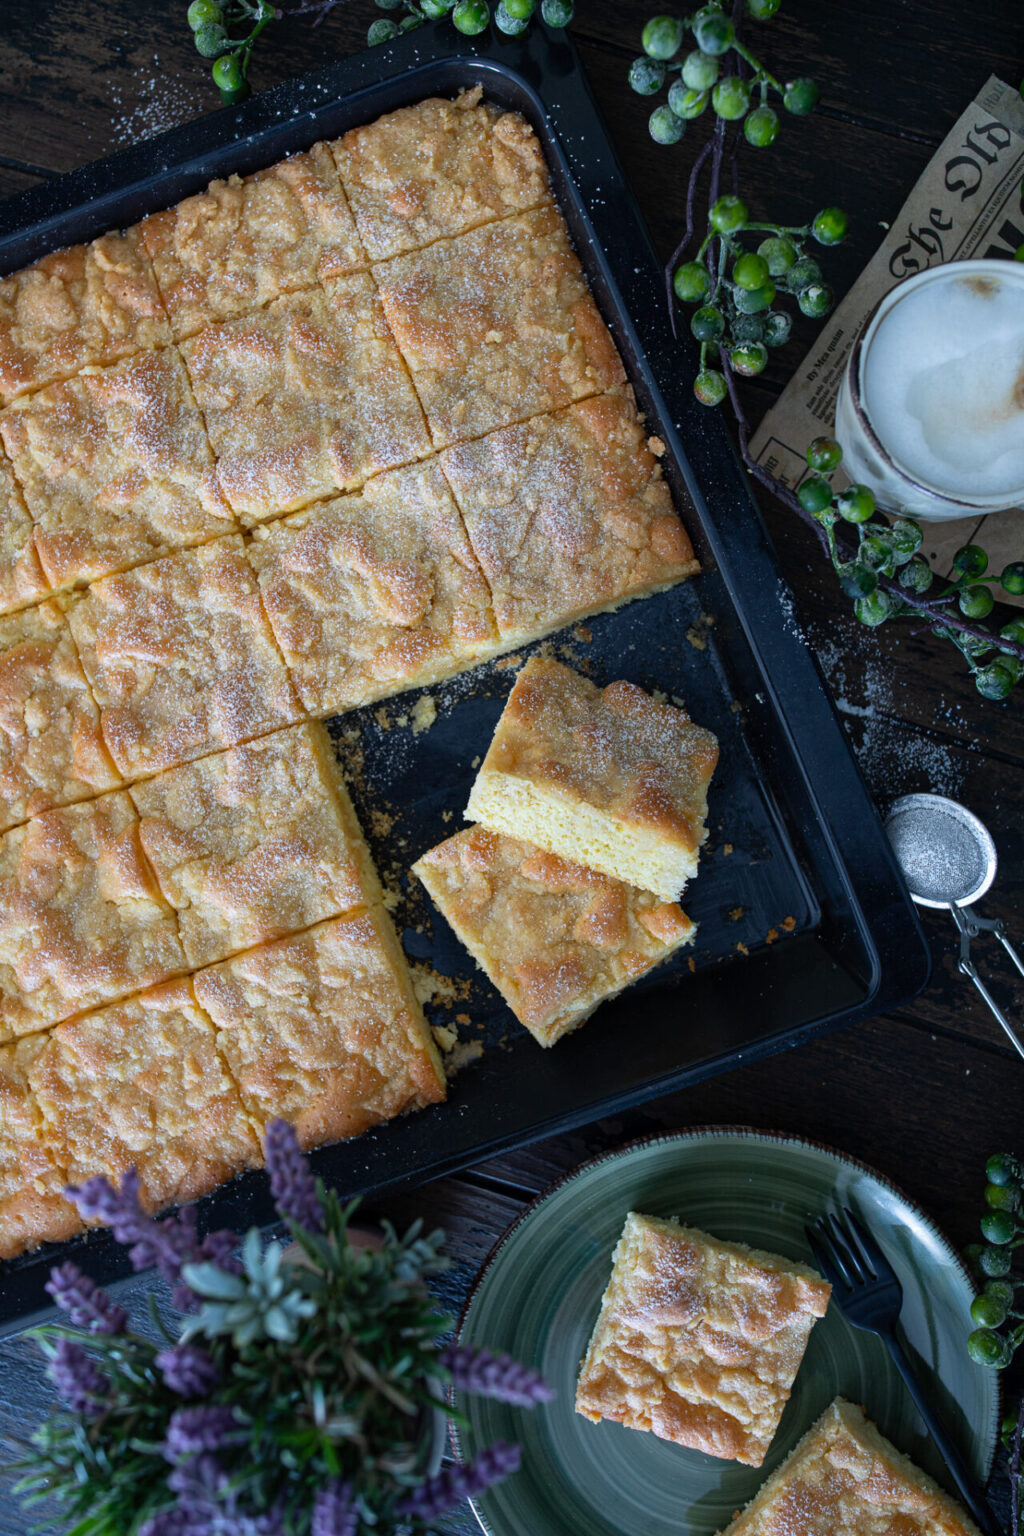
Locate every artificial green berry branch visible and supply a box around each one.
[633,0,1024,699]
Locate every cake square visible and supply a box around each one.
[193,909,446,1151]
[28,978,261,1215]
[138,142,366,340]
[0,1036,82,1260]
[373,205,625,449]
[467,658,718,899]
[0,599,121,834]
[0,449,48,617]
[248,460,496,715]
[412,827,695,1047]
[331,88,551,261]
[441,390,700,643]
[131,722,379,967]
[575,1212,831,1467]
[182,279,430,524]
[716,1397,982,1535]
[0,230,170,404]
[65,535,301,778]
[0,348,236,591]
[0,791,186,1041]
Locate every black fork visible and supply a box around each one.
[806,1206,1001,1536]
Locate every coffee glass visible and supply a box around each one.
[833,258,1024,523]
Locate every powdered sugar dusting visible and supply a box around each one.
[108,62,208,150]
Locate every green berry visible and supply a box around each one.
[681,49,719,90]
[673,261,711,302]
[784,76,819,114]
[709,194,748,233]
[986,1182,1019,1211]
[981,1210,1016,1245]
[757,236,797,275]
[762,310,792,347]
[503,0,536,15]
[733,280,776,314]
[712,77,751,120]
[375,0,406,11]
[693,9,734,54]
[745,0,779,15]
[649,105,686,144]
[187,0,223,27]
[798,281,833,318]
[668,83,709,119]
[964,1242,985,1272]
[420,0,451,14]
[694,368,727,405]
[730,342,768,376]
[985,1280,1017,1308]
[787,256,822,291]
[400,15,423,28]
[860,534,894,572]
[211,52,244,92]
[968,1328,1012,1367]
[540,0,573,23]
[733,252,769,291]
[194,23,227,56]
[971,1292,1009,1328]
[899,557,933,594]
[1001,561,1024,595]
[959,584,995,620]
[797,476,833,516]
[730,313,765,344]
[812,207,849,245]
[642,15,685,58]
[839,564,876,599]
[951,543,988,579]
[453,0,489,29]
[367,15,400,40]
[1016,244,1024,262]
[495,2,528,30]
[837,485,875,523]
[979,1243,1014,1276]
[855,590,896,627]
[691,305,725,342]
[744,104,779,147]
[1000,619,1024,646]
[806,436,842,473]
[976,662,1017,701]
[889,518,922,562]
[629,56,667,94]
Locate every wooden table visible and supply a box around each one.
[1,1,1023,1530]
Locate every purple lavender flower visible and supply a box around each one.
[264,1119,324,1234]
[441,1343,555,1407]
[312,1479,357,1536]
[137,1507,197,1536]
[167,1451,225,1503]
[164,1405,240,1463]
[45,1261,128,1335]
[398,1440,521,1522]
[156,1343,221,1399]
[50,1337,110,1417]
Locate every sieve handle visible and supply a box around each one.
[950,905,1024,1058]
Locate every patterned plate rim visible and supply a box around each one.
[450,1123,1000,1532]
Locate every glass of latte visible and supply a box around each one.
[834,258,1024,522]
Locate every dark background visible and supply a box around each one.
[1,1,1024,1530]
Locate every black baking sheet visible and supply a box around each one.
[0,24,930,1331]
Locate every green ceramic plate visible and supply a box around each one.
[453,1127,998,1536]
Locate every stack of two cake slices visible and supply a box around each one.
[412,656,719,1046]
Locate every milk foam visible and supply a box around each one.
[862,270,1024,500]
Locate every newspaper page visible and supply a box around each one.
[748,75,1024,603]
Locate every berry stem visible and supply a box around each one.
[730,39,783,94]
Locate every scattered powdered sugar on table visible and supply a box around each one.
[109,61,208,149]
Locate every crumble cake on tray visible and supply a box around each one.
[0,86,712,1263]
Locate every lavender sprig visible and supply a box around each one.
[264,1118,324,1234]
[398,1440,522,1522]
[312,1479,358,1536]
[137,1507,194,1536]
[156,1343,221,1399]
[164,1405,240,1463]
[45,1261,127,1335]
[441,1343,555,1407]
[50,1338,110,1417]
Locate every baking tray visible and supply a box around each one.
[0,23,930,1331]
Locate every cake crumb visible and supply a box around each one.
[730,700,743,714]
[396,713,409,727]
[736,941,749,956]
[381,885,401,912]
[495,652,522,671]
[686,626,707,651]
[442,809,453,822]
[471,755,481,769]
[573,625,592,643]
[456,1012,471,1026]
[647,435,666,456]
[765,927,779,945]
[370,809,394,837]
[781,915,796,931]
[411,696,437,735]
[687,956,696,972]
[445,1039,484,1075]
[374,708,391,730]
[729,906,744,922]
[431,1023,458,1052]
[723,843,734,855]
